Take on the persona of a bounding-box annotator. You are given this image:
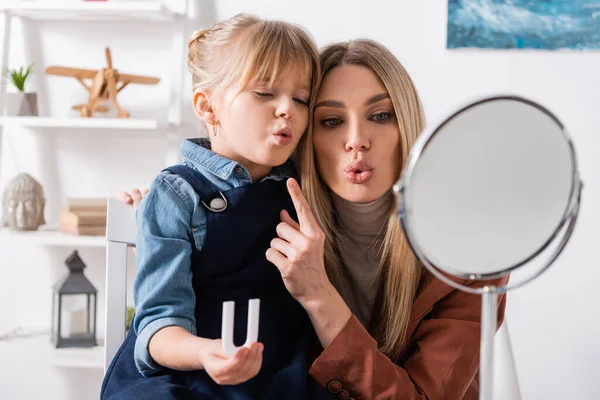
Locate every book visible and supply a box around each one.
[64,197,108,213]
[59,210,107,227]
[59,224,106,237]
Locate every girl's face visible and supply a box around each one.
[207,65,311,181]
[313,65,402,203]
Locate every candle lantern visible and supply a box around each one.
[51,251,97,348]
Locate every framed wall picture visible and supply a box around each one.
[447,0,600,50]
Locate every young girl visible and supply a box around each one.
[101,14,331,400]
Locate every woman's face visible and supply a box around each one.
[313,65,401,203]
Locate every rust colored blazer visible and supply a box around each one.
[309,272,509,400]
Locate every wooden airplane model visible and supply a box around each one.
[44,47,160,118]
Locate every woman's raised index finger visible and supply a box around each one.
[286,178,317,234]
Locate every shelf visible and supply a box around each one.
[0,227,106,248]
[0,1,181,22]
[0,116,159,130]
[0,332,104,369]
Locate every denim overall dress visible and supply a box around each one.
[101,165,333,400]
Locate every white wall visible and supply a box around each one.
[1,1,598,399]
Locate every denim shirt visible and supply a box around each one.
[133,138,296,376]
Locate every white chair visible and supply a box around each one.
[102,197,522,398]
[104,197,137,373]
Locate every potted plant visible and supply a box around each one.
[3,64,38,116]
[125,306,135,332]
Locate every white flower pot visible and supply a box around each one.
[6,92,39,116]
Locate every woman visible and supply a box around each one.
[121,39,507,400]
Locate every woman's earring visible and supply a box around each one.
[212,125,217,137]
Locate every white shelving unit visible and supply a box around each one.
[0,0,190,219]
[0,0,189,170]
[0,332,104,369]
[0,116,159,130]
[0,226,106,247]
[0,1,178,21]
[0,1,192,378]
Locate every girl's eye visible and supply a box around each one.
[371,112,393,123]
[320,118,343,127]
[254,91,273,98]
[293,98,309,107]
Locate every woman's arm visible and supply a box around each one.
[302,283,352,349]
[266,179,352,348]
[267,179,509,399]
[308,277,508,400]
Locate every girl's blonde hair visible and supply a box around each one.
[187,13,320,110]
[297,39,425,360]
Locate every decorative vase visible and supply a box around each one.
[6,92,39,116]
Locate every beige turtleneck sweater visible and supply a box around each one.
[331,190,394,328]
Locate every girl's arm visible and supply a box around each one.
[149,325,263,385]
[132,173,201,376]
[149,326,212,370]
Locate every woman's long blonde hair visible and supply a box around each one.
[298,39,425,359]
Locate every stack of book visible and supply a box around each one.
[58,198,107,236]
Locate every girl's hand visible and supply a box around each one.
[199,339,263,385]
[117,188,149,209]
[266,178,335,306]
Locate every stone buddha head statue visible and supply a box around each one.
[1,173,46,231]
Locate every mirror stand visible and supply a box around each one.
[478,181,581,400]
[480,286,498,400]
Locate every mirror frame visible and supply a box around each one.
[395,95,583,293]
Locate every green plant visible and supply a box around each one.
[126,306,135,331]
[4,64,33,92]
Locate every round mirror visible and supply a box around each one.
[396,95,582,283]
[395,95,583,400]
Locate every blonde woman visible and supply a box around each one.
[119,39,508,399]
[264,39,508,399]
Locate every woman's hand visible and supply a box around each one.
[200,339,263,385]
[117,188,149,209]
[266,178,335,306]
[117,189,148,256]
[267,178,352,348]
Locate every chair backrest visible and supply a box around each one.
[104,197,137,373]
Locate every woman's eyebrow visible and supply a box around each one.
[315,93,390,109]
[365,93,390,106]
[315,99,345,109]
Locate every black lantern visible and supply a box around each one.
[51,250,97,348]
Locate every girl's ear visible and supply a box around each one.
[193,89,219,126]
